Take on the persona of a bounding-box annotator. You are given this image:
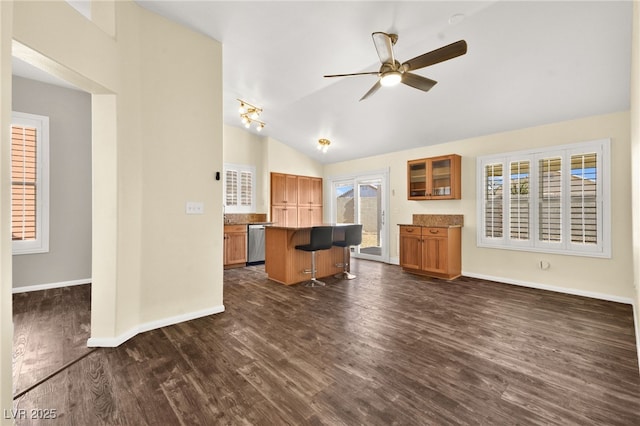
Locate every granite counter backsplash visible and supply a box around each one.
[225,213,268,224]
[412,214,463,227]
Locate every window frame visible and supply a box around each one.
[476,139,611,258]
[12,111,50,255]
[223,163,256,213]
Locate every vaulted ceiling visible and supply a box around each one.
[14,1,634,165]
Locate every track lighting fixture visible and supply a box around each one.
[237,99,266,131]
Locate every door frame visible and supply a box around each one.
[328,168,390,263]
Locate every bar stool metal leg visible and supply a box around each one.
[334,246,356,280]
[305,251,326,287]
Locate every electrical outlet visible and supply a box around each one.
[186,201,204,215]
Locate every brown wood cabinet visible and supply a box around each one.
[399,225,461,280]
[265,226,344,285]
[271,205,298,228]
[271,173,298,206]
[407,154,461,200]
[224,224,247,268]
[297,206,323,227]
[298,176,323,206]
[270,173,323,227]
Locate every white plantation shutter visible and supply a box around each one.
[225,170,238,206]
[240,171,252,206]
[223,163,255,213]
[509,160,530,241]
[483,163,503,239]
[477,139,610,258]
[570,152,598,245]
[538,157,562,244]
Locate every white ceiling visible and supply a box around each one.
[13,1,633,165]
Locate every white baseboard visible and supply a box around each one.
[87,304,226,348]
[462,271,634,305]
[388,256,400,265]
[12,278,91,294]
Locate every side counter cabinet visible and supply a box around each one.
[399,225,461,280]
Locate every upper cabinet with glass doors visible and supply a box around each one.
[407,154,461,200]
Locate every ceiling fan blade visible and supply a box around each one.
[372,32,396,64]
[359,80,381,101]
[401,73,438,92]
[324,71,380,78]
[402,40,467,72]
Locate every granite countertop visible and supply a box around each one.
[399,214,464,227]
[266,223,348,230]
[224,221,274,225]
[398,223,462,228]
[224,213,269,226]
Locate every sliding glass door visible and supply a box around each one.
[331,170,389,262]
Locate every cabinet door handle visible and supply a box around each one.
[429,229,439,234]
[406,228,414,233]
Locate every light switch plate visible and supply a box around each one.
[186,201,204,215]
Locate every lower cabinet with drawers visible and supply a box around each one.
[399,225,461,280]
[224,224,247,269]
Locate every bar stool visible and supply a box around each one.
[333,224,363,280]
[295,226,334,287]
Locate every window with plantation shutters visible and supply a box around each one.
[477,139,610,258]
[11,112,49,255]
[12,125,37,241]
[223,163,255,213]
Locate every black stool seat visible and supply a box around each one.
[333,224,362,280]
[295,226,334,287]
[295,226,334,252]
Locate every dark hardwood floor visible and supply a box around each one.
[12,284,93,398]
[12,260,640,425]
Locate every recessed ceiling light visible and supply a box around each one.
[448,13,465,25]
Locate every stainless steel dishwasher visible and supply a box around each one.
[247,224,266,265]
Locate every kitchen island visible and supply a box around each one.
[265,225,346,285]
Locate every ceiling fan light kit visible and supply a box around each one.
[237,99,265,131]
[324,32,467,101]
[380,71,402,87]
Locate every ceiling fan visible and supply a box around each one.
[324,32,467,101]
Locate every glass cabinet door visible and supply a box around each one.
[408,162,427,198]
[407,155,461,200]
[430,158,452,197]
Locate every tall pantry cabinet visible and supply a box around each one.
[270,173,323,227]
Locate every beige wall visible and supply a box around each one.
[1,0,224,415]
[137,6,223,325]
[12,76,92,289]
[223,124,268,213]
[265,137,323,221]
[325,111,634,301]
[223,130,323,221]
[266,136,323,177]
